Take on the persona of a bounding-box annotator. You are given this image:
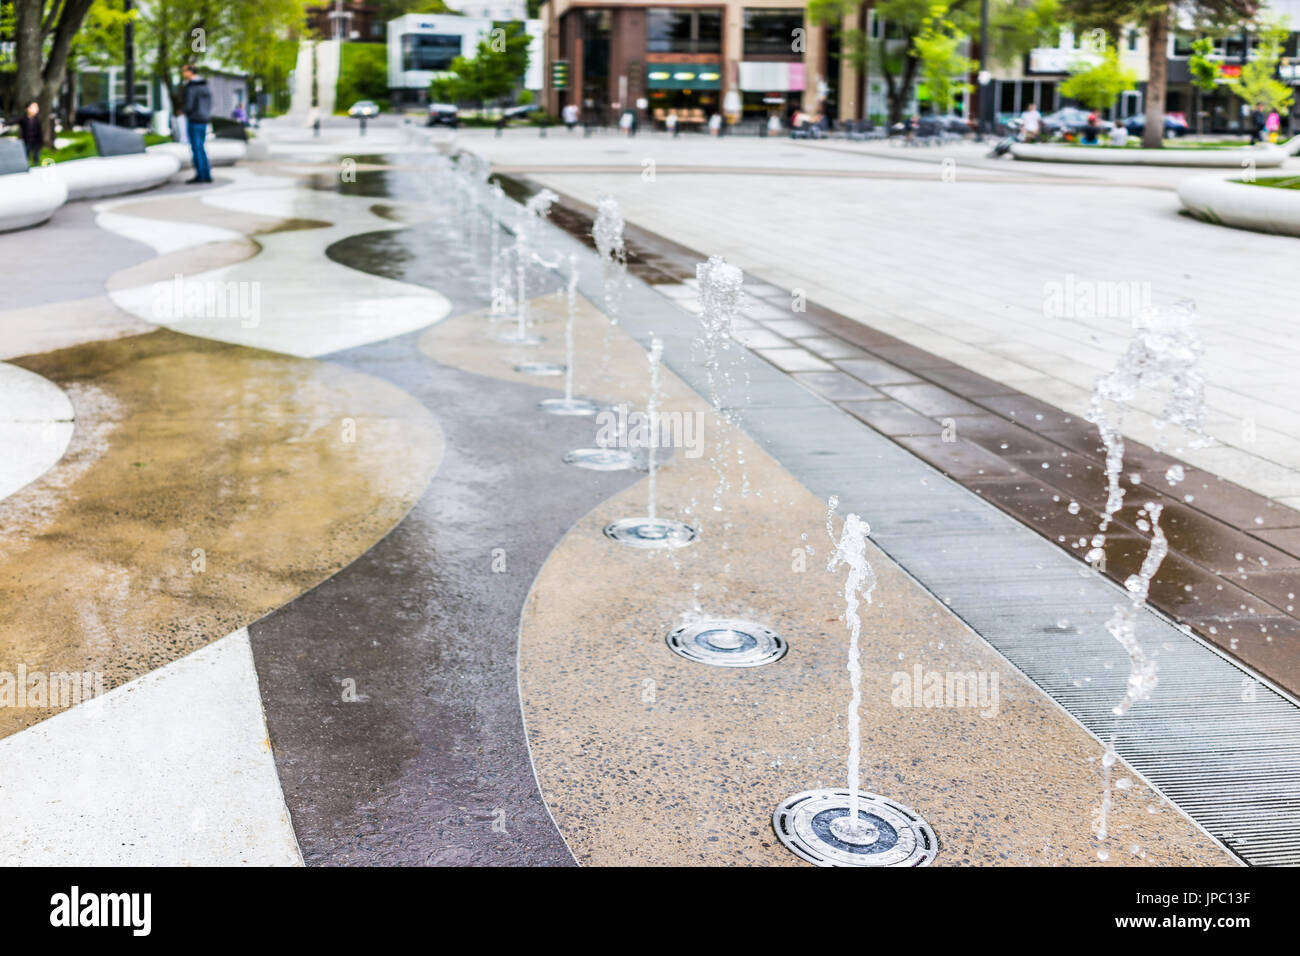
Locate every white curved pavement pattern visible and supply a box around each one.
[105,173,452,357]
[0,629,302,866]
[467,130,1300,507]
[0,363,74,500]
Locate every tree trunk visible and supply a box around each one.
[13,0,43,114]
[1143,8,1168,149]
[14,0,95,141]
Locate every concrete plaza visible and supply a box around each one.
[0,116,1296,867]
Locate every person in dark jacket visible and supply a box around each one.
[16,101,43,165]
[1250,103,1266,145]
[180,63,212,183]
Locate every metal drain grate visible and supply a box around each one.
[773,789,938,867]
[603,517,698,549]
[666,619,787,667]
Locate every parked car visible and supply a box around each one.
[1123,112,1189,138]
[1041,107,1115,136]
[347,100,380,118]
[427,103,459,128]
[929,113,974,135]
[501,103,541,123]
[74,101,153,127]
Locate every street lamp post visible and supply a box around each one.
[976,0,990,141]
[124,0,135,128]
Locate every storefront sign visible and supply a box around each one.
[646,63,721,90]
[1027,48,1101,74]
[739,61,805,92]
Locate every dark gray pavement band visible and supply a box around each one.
[248,217,632,865]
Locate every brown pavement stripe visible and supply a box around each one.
[502,174,1300,697]
[0,328,442,739]
[105,238,262,293]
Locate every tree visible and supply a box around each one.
[1061,48,1137,112]
[811,0,1058,125]
[1187,36,1218,133]
[1062,0,1259,148]
[13,0,96,141]
[914,11,976,114]
[135,0,307,124]
[429,21,531,111]
[1226,17,1293,118]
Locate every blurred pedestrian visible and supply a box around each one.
[1250,103,1265,145]
[1020,102,1041,142]
[1266,108,1280,144]
[562,102,578,132]
[180,63,213,183]
[1082,112,1100,145]
[16,101,43,165]
[666,110,678,137]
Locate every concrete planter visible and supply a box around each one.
[0,171,68,232]
[53,153,182,201]
[1178,175,1300,237]
[1011,141,1291,168]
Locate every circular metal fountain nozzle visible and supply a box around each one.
[514,362,566,376]
[665,619,787,667]
[538,397,602,416]
[773,789,938,867]
[497,328,544,346]
[564,448,638,471]
[603,517,698,549]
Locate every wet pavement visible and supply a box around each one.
[0,127,1294,865]
[494,175,1300,698]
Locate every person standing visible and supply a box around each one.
[1266,108,1280,144]
[665,110,678,137]
[180,63,212,183]
[16,101,43,165]
[562,102,578,132]
[1249,103,1265,145]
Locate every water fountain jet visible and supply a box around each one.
[603,337,697,548]
[772,497,938,867]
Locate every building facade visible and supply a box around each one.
[538,0,1300,132]
[538,1,856,126]
[387,13,545,107]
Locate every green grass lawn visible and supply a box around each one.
[1057,138,1250,150]
[1239,175,1300,189]
[4,128,170,164]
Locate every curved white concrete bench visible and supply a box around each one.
[0,170,68,232]
[1012,141,1291,168]
[53,153,182,201]
[1178,174,1300,237]
[149,140,247,170]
